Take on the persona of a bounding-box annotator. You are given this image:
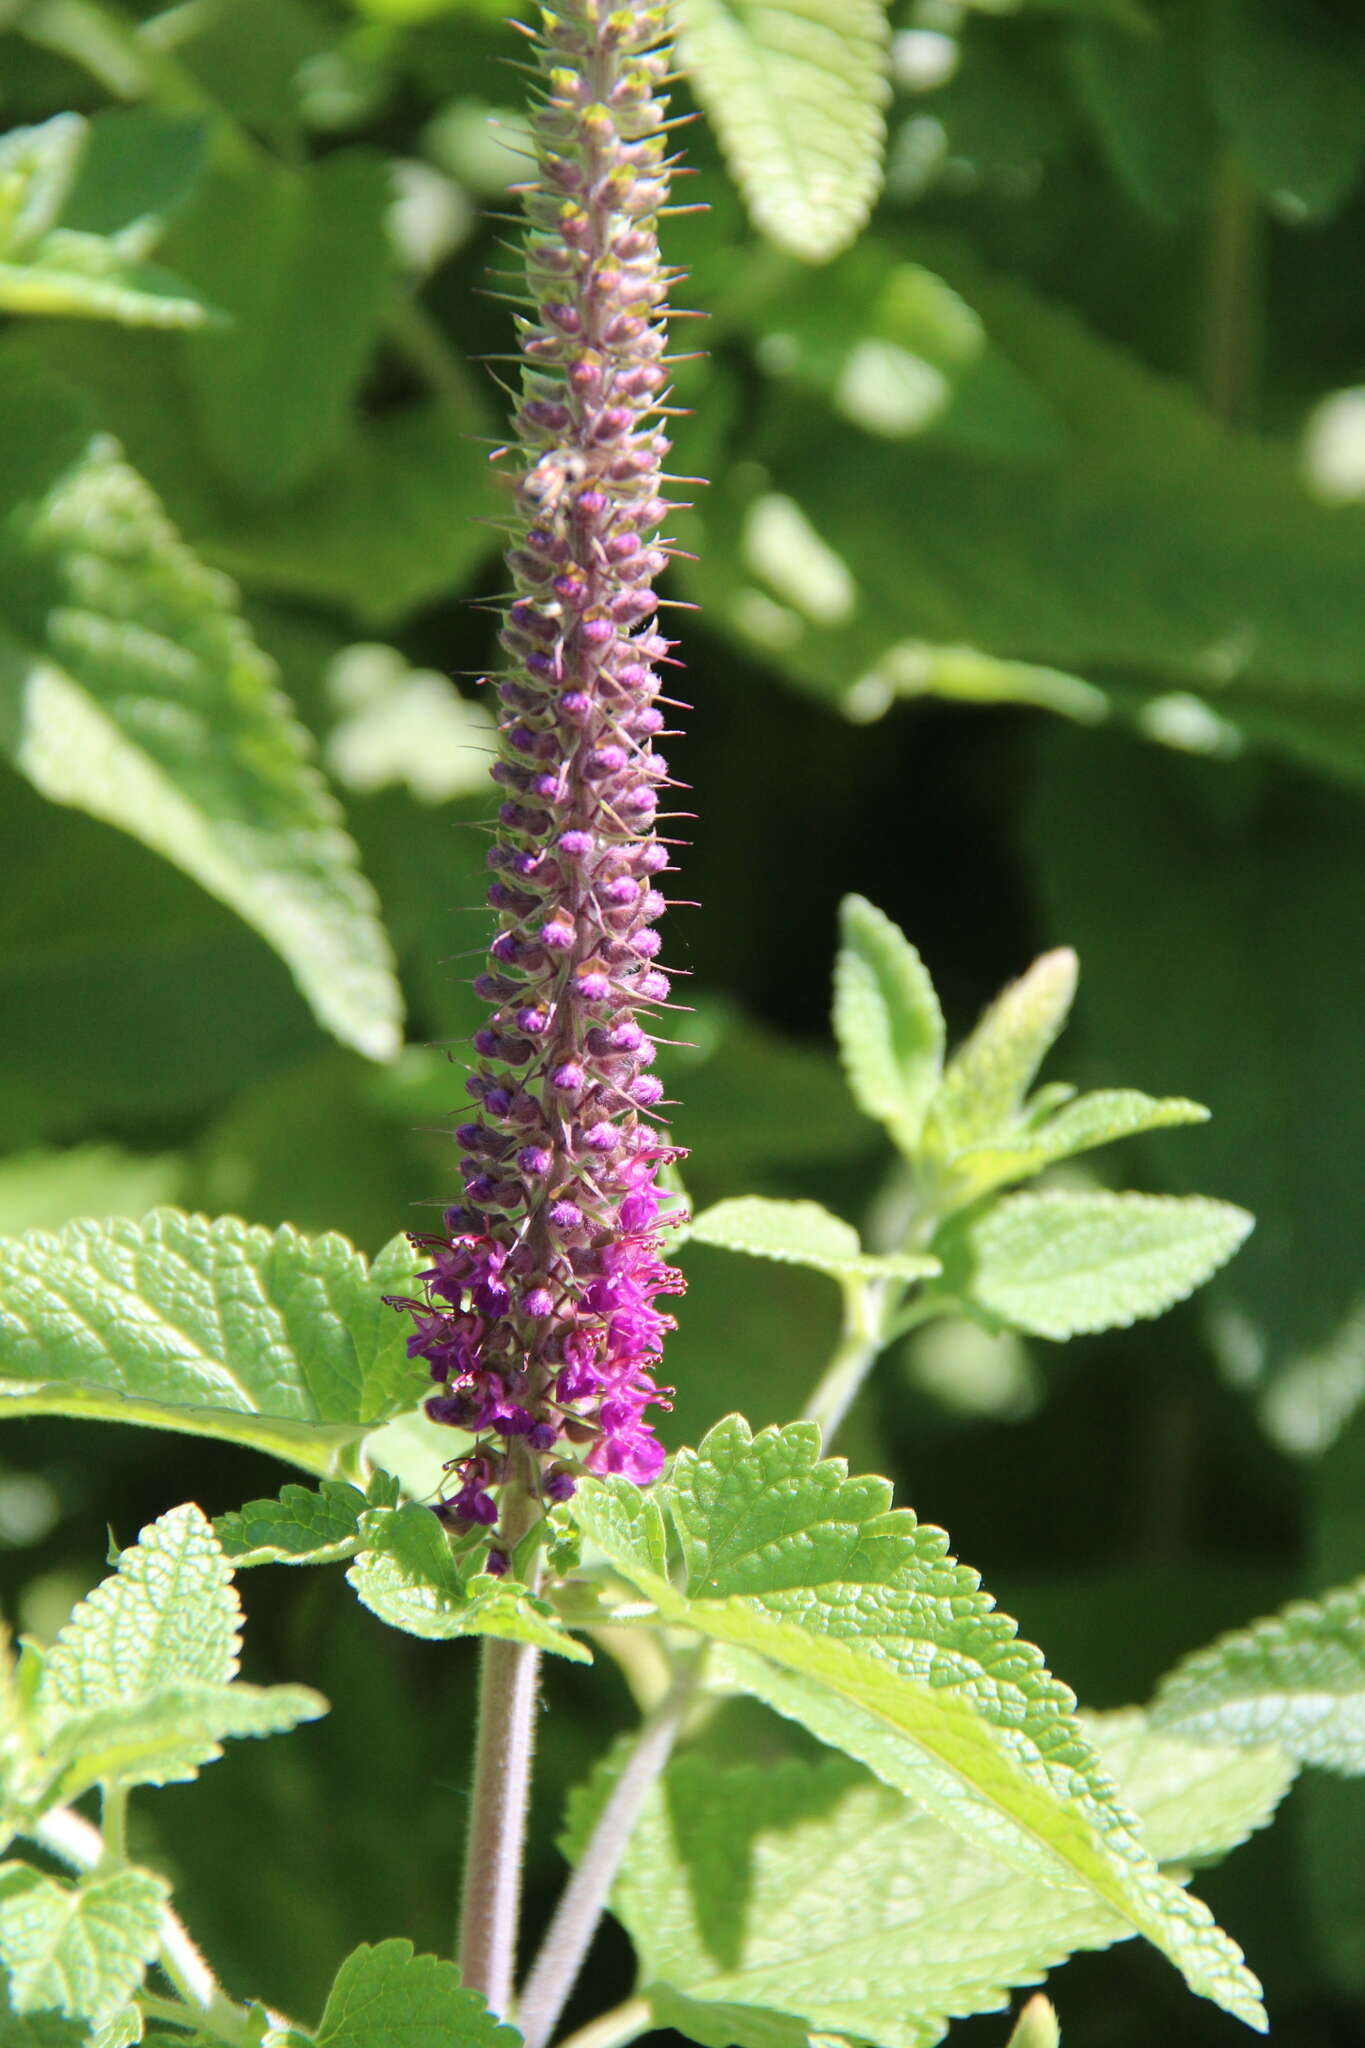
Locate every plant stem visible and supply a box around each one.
[458,1458,544,2017]
[801,1278,890,1444]
[552,1995,653,2048]
[1202,150,1261,429]
[516,1663,697,2048]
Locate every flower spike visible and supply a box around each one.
[386,0,687,1553]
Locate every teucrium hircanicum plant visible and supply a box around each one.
[0,6,1361,2048]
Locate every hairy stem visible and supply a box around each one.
[516,1664,697,2048]
[459,1460,544,2016]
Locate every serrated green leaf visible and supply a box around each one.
[0,361,402,1060]
[930,1190,1253,1340]
[314,1937,521,2048]
[676,0,892,263]
[346,1506,590,1662]
[680,231,1365,788]
[1152,1574,1365,1774]
[572,1418,1265,2029]
[0,1214,425,1474]
[570,1708,1282,2048]
[938,1090,1210,1210]
[167,150,392,498]
[40,1505,238,1713]
[684,1197,938,1284]
[0,1865,166,2028]
[923,951,1078,1159]
[833,896,944,1151]
[89,2007,140,2048]
[40,1680,327,1800]
[215,1482,367,1568]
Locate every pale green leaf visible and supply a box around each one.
[939,1090,1210,1209]
[89,2007,140,2048]
[923,951,1078,1159]
[169,150,393,498]
[832,896,944,1150]
[676,0,892,263]
[931,1190,1253,1339]
[0,1865,166,2028]
[40,1679,327,1799]
[570,1708,1283,2048]
[684,1197,938,1283]
[215,1481,367,1568]
[1152,1574,1365,1773]
[315,1937,521,2048]
[39,1504,238,1713]
[572,1419,1266,2029]
[0,1213,425,1474]
[0,363,402,1060]
[0,117,207,329]
[346,1506,591,1662]
[1005,1998,1059,2048]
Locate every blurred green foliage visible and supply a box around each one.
[1,0,1363,2041]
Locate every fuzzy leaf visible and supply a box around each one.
[0,1866,166,2028]
[314,1938,521,2048]
[1152,1574,1365,1773]
[0,2002,86,2047]
[833,896,944,1150]
[570,1709,1283,2048]
[40,1680,327,1800]
[39,1504,238,1712]
[572,1419,1266,2029]
[0,362,402,1060]
[940,1090,1209,1208]
[0,1213,424,1474]
[346,1505,591,1662]
[931,1190,1253,1340]
[676,0,892,263]
[215,1482,367,1568]
[685,1197,938,1283]
[924,951,1077,1159]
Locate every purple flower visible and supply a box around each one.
[384,0,685,1550]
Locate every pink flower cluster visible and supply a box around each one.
[385,0,686,1560]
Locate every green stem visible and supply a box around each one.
[1202,150,1261,429]
[552,1995,653,2048]
[99,1782,128,1866]
[458,1455,544,2017]
[801,1278,891,1444]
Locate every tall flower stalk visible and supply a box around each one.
[382,0,687,2015]
[387,0,684,1570]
